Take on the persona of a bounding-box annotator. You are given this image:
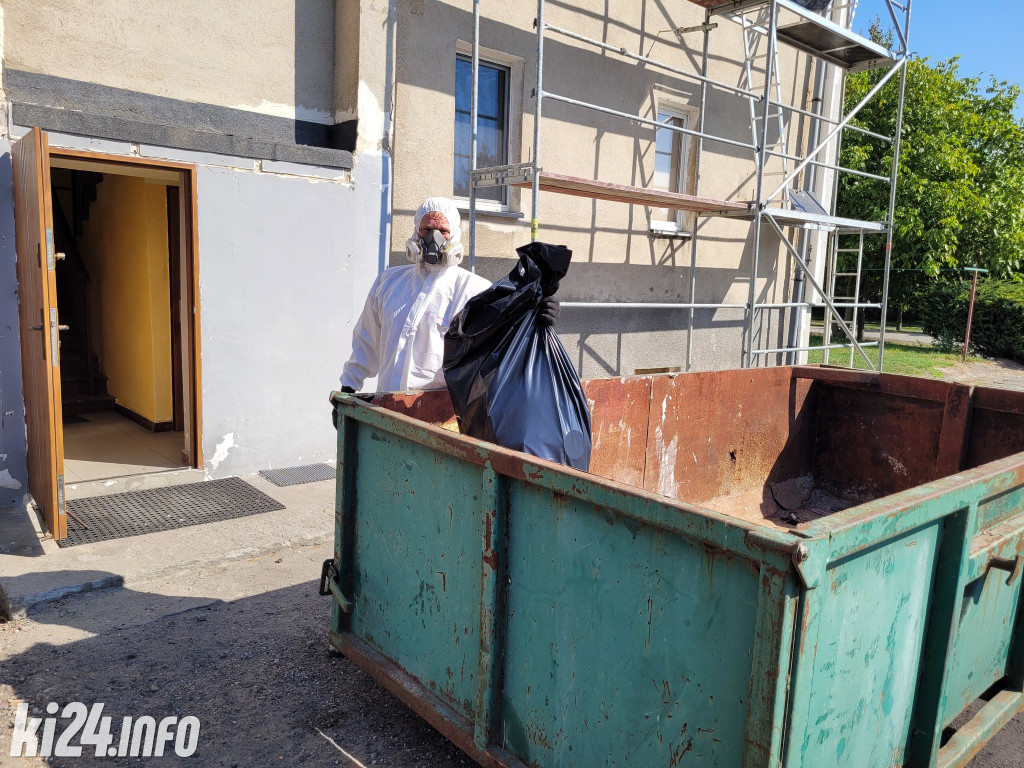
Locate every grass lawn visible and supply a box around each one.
[805,334,979,378]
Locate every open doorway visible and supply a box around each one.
[49,156,198,483]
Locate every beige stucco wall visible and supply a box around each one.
[3,0,337,124]
[391,0,837,374]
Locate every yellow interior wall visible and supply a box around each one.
[78,174,173,424]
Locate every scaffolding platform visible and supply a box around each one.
[725,205,889,232]
[512,171,749,215]
[690,0,896,71]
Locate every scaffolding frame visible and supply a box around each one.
[467,0,911,372]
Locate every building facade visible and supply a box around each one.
[0,0,395,522]
[0,0,853,536]
[390,0,845,378]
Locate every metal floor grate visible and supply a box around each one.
[59,477,285,548]
[258,463,336,487]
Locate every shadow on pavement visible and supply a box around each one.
[2,570,1021,767]
[2,573,474,767]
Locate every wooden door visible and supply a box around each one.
[13,128,66,540]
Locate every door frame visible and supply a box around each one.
[46,147,205,473]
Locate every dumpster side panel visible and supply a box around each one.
[583,377,652,489]
[966,389,1024,473]
[350,423,483,719]
[813,386,945,500]
[941,565,1024,727]
[789,523,942,768]
[499,479,762,768]
[645,368,816,504]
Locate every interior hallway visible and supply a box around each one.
[63,411,186,483]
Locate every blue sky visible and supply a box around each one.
[853,0,1024,116]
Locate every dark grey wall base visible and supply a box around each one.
[114,403,174,433]
[6,69,354,170]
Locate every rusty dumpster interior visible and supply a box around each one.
[367,367,1024,531]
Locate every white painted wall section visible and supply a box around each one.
[195,153,385,478]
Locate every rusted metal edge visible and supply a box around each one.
[333,393,800,568]
[972,386,1024,417]
[792,365,957,403]
[936,689,1024,768]
[802,455,1024,563]
[330,631,529,768]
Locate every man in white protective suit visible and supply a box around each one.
[339,197,560,395]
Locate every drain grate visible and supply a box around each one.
[259,463,336,487]
[59,477,285,548]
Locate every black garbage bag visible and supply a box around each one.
[443,242,592,470]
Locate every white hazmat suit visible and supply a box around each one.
[341,198,491,392]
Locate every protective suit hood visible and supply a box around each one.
[407,197,464,266]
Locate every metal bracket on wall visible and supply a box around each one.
[472,162,538,189]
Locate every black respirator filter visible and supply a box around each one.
[421,229,447,265]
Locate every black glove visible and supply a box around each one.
[333,387,356,429]
[538,297,560,327]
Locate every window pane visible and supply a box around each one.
[652,111,688,225]
[454,56,508,203]
[456,59,471,116]
[655,113,677,154]
[653,152,671,190]
[454,155,471,198]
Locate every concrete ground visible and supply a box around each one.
[1,465,1023,766]
[936,357,1024,392]
[0,472,475,767]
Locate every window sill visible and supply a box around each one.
[457,207,525,221]
[650,227,692,240]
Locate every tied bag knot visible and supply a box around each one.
[443,242,591,470]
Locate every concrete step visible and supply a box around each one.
[0,471,335,620]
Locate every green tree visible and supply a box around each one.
[836,39,1024,331]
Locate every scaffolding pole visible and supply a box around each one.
[530,0,545,241]
[878,1,913,370]
[469,0,479,273]
[744,2,778,368]
[467,0,911,376]
[687,12,713,372]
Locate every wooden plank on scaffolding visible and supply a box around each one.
[514,172,749,215]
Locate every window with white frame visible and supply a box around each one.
[650,107,696,233]
[454,54,509,207]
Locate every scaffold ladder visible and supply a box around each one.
[741,6,790,203]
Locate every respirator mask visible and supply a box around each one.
[406,227,464,266]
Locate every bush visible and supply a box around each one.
[919,279,1024,362]
[971,280,1024,362]
[918,281,968,353]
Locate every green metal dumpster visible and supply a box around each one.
[324,366,1024,768]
